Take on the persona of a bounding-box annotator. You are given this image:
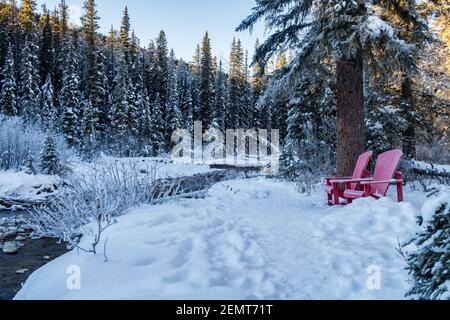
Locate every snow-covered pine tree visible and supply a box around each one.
[199,31,214,127]
[0,43,18,116]
[280,60,337,182]
[40,134,61,175]
[227,38,244,129]
[165,49,181,148]
[39,11,54,86]
[237,0,415,176]
[241,50,253,129]
[81,0,104,141]
[191,44,201,76]
[24,149,37,175]
[20,35,41,123]
[212,60,227,131]
[92,48,110,139]
[154,30,170,112]
[80,98,97,159]
[405,187,450,300]
[137,87,152,155]
[176,59,194,132]
[110,52,130,153]
[59,37,81,147]
[119,6,131,67]
[150,93,165,155]
[251,39,264,108]
[40,75,55,128]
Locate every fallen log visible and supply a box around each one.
[149,170,243,202]
[401,160,450,179]
[0,197,51,210]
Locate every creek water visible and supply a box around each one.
[0,209,69,300]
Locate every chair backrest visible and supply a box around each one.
[371,150,403,196]
[350,151,373,189]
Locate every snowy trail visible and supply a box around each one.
[15,178,422,300]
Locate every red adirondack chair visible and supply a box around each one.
[325,151,373,206]
[336,150,404,204]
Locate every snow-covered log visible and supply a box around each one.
[401,160,450,179]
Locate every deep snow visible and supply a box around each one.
[14,177,425,300]
[0,171,63,209]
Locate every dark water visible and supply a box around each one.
[0,210,69,300]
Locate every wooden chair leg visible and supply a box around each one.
[397,182,404,202]
[328,193,333,206]
[333,183,340,205]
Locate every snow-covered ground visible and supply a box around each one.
[0,171,64,208]
[0,157,215,208]
[15,177,425,300]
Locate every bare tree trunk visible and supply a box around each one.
[336,50,365,176]
[402,74,416,159]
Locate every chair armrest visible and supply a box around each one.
[330,178,373,184]
[361,179,402,185]
[325,177,352,181]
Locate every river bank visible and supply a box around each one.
[0,211,68,300]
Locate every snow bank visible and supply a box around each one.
[0,171,63,206]
[15,178,426,300]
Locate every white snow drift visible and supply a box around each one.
[15,177,425,300]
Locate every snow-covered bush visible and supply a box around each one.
[40,135,62,175]
[30,159,181,255]
[405,186,450,300]
[0,116,72,172]
[280,138,335,194]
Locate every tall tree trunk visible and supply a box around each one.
[402,74,416,159]
[336,50,365,176]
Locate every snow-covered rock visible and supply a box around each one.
[3,242,19,254]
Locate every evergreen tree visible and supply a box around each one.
[94,49,110,138]
[237,0,415,176]
[81,98,97,158]
[405,187,450,300]
[212,60,227,131]
[251,39,264,111]
[119,6,130,65]
[150,93,165,155]
[191,44,201,76]
[154,30,169,108]
[58,0,68,39]
[199,31,214,127]
[228,38,244,128]
[165,49,181,148]
[176,59,194,132]
[25,149,37,175]
[81,0,100,100]
[40,134,61,175]
[39,11,54,86]
[145,39,156,100]
[0,43,18,116]
[137,87,152,153]
[59,37,81,146]
[110,52,130,151]
[40,75,55,128]
[20,35,41,122]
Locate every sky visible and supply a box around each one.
[34,0,266,63]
